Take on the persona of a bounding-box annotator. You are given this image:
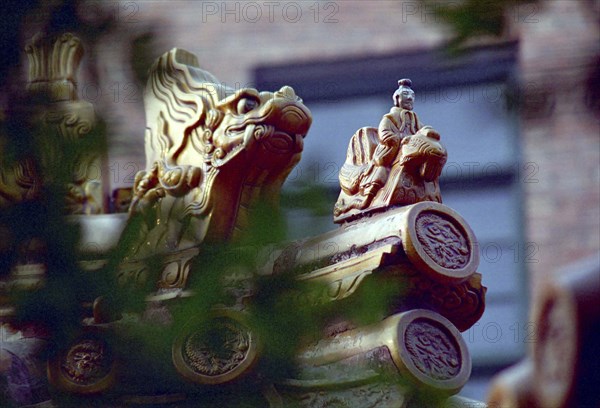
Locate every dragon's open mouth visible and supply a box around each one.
[216,121,303,168]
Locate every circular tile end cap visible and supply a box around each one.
[394,309,471,394]
[172,310,260,385]
[401,202,479,283]
[47,332,117,395]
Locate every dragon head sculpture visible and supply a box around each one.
[128,48,311,255]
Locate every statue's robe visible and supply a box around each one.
[360,108,422,195]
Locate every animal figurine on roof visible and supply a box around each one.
[127,48,312,257]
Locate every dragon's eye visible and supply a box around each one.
[237,97,258,114]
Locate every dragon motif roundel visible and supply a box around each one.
[415,211,470,270]
[396,309,471,393]
[402,202,479,283]
[47,333,116,394]
[172,311,259,385]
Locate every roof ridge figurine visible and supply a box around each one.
[126,48,312,257]
[334,79,447,223]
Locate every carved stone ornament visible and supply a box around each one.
[47,331,116,394]
[395,270,486,333]
[404,317,461,381]
[295,309,471,395]
[1,32,101,213]
[23,32,101,214]
[127,48,312,257]
[334,79,447,223]
[401,202,479,284]
[171,310,259,385]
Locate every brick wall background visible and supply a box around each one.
[516,1,599,297]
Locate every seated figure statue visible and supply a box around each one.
[334,79,447,223]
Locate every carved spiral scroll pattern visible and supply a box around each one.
[182,318,250,377]
[415,212,469,270]
[60,338,113,385]
[404,318,461,381]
